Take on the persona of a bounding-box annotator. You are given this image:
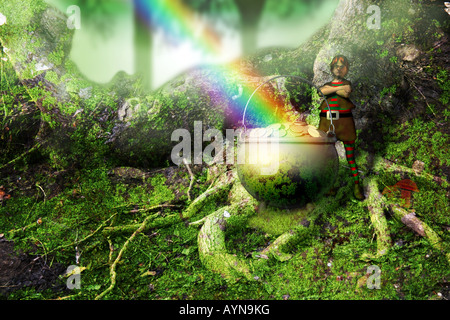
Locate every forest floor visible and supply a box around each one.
[0,145,449,300]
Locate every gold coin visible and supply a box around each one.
[307,126,326,138]
[290,123,307,133]
[272,129,287,137]
[250,128,266,138]
[262,128,273,138]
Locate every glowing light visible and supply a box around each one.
[0,12,6,25]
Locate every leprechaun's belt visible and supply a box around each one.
[319,110,352,120]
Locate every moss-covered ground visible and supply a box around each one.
[1,159,449,300]
[0,135,448,300]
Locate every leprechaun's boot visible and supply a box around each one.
[353,183,365,201]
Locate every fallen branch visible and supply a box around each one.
[404,75,437,118]
[389,204,450,264]
[102,211,161,236]
[47,213,118,255]
[0,143,41,171]
[127,204,180,214]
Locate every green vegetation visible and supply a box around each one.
[1,155,448,300]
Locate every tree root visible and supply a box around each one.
[194,179,259,282]
[372,155,448,186]
[361,158,449,263]
[183,158,195,201]
[95,213,154,300]
[259,205,318,262]
[197,205,254,282]
[102,176,234,237]
[389,204,450,264]
[260,231,295,262]
[182,170,235,220]
[360,178,392,261]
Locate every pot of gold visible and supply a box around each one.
[236,76,339,209]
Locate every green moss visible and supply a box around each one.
[0,0,47,27]
[248,205,312,236]
[44,70,59,83]
[383,117,450,172]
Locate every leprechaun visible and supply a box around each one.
[318,55,365,201]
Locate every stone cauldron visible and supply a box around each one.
[236,76,339,209]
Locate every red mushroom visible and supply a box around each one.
[394,179,419,208]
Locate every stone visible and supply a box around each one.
[396,44,421,62]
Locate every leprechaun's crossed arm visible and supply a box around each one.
[320,84,352,98]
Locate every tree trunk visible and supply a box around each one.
[133,3,153,91]
[233,0,267,56]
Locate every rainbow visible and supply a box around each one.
[134,0,221,54]
[134,0,303,127]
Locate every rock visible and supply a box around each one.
[335,140,346,160]
[78,87,92,100]
[120,98,141,122]
[412,160,425,175]
[396,44,421,62]
[263,54,272,62]
[35,61,53,71]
